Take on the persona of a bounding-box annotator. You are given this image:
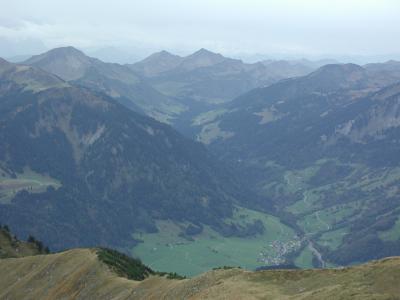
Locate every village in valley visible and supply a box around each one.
[258,236,302,266]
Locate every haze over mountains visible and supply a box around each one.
[129,48,323,106]
[24,47,185,123]
[1,45,400,279]
[3,0,400,297]
[22,46,331,135]
[24,47,325,127]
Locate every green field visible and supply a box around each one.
[0,168,61,203]
[298,203,359,234]
[294,245,314,268]
[286,190,321,215]
[192,108,228,126]
[132,207,299,277]
[131,158,400,276]
[379,216,400,242]
[153,81,188,97]
[197,121,235,144]
[348,166,400,192]
[318,228,348,250]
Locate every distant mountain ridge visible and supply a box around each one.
[132,50,184,77]
[130,49,325,80]
[25,46,97,81]
[22,47,339,132]
[24,47,185,123]
[178,48,229,71]
[128,48,327,136]
[129,48,235,77]
[129,48,321,106]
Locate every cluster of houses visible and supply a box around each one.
[257,236,301,265]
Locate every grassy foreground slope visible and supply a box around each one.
[0,226,48,258]
[0,248,400,299]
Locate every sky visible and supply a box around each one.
[0,0,399,63]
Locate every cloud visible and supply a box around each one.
[0,0,399,60]
[0,36,46,57]
[0,17,26,29]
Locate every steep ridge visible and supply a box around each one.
[260,59,334,78]
[190,63,400,268]
[131,50,184,77]
[25,46,96,81]
[365,60,400,81]
[0,248,399,299]
[198,63,400,162]
[0,57,68,92]
[178,48,228,71]
[0,226,48,258]
[24,47,184,123]
[0,249,143,299]
[0,60,250,252]
[130,49,319,107]
[129,49,325,136]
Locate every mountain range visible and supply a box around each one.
[2,46,400,276]
[24,47,185,123]
[0,57,254,252]
[24,47,322,128]
[191,61,400,267]
[129,48,321,106]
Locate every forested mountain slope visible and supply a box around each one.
[191,63,400,267]
[0,58,250,252]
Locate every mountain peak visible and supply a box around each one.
[190,48,222,58]
[130,50,184,76]
[26,46,87,62]
[47,46,86,58]
[308,63,366,81]
[157,50,175,56]
[24,46,93,81]
[49,46,84,54]
[181,48,226,70]
[145,50,181,61]
[297,63,367,92]
[314,63,364,74]
[196,48,212,53]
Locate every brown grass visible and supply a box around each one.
[0,249,400,299]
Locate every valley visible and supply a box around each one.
[131,207,299,276]
[234,157,400,268]
[2,1,400,298]
[186,63,400,269]
[1,46,400,279]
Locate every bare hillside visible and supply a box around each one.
[1,248,400,299]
